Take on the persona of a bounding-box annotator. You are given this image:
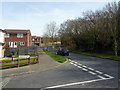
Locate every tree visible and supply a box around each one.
[104,2,119,56]
[44,21,58,45]
[58,1,119,56]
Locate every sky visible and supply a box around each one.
[1,0,118,36]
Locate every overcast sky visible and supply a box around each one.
[1,0,118,36]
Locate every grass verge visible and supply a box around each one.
[43,49,67,63]
[72,51,120,61]
[0,56,39,69]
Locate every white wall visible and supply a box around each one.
[0,30,5,58]
[0,46,2,58]
[0,31,4,43]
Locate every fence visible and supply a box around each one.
[0,56,39,69]
[4,46,41,57]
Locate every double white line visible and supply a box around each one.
[45,59,114,89]
[69,60,114,79]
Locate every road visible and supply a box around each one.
[2,53,119,89]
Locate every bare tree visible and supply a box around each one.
[45,21,58,45]
[58,1,119,56]
[104,2,119,56]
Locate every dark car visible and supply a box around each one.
[56,48,69,56]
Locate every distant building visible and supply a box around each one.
[5,29,32,48]
[32,36,41,46]
[0,29,6,58]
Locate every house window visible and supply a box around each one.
[9,42,13,47]
[5,33,10,38]
[32,38,35,41]
[17,34,23,38]
[14,42,17,48]
[20,42,25,46]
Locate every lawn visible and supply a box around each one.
[43,49,67,63]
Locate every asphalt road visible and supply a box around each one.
[2,53,119,89]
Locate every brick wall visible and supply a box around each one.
[5,33,32,47]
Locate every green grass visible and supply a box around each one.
[29,54,39,57]
[43,49,67,63]
[72,51,120,61]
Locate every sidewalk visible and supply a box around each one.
[1,50,68,78]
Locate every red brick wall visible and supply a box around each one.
[5,33,32,48]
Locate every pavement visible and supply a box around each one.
[1,49,68,89]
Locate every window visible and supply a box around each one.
[9,42,13,47]
[17,34,23,38]
[5,33,10,38]
[20,42,25,46]
[14,42,17,45]
[14,42,17,48]
[32,38,35,41]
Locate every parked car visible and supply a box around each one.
[56,48,69,56]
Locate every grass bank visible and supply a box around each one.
[72,51,120,61]
[43,49,67,63]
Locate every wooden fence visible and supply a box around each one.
[0,56,39,69]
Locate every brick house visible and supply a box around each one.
[0,29,6,58]
[32,36,41,46]
[5,29,32,48]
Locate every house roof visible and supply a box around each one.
[32,36,41,38]
[4,29,31,34]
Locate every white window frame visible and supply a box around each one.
[17,33,23,38]
[20,42,25,46]
[9,42,13,47]
[32,38,35,41]
[14,42,17,48]
[5,33,10,38]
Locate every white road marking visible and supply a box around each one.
[82,65,87,68]
[45,78,107,89]
[78,66,82,68]
[95,71,103,74]
[2,77,12,88]
[88,71,96,75]
[74,62,78,64]
[78,64,82,66]
[97,75,106,79]
[73,64,77,66]
[82,68,88,71]
[72,61,75,62]
[104,74,114,78]
[70,62,74,64]
[69,59,114,80]
[88,68,94,71]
